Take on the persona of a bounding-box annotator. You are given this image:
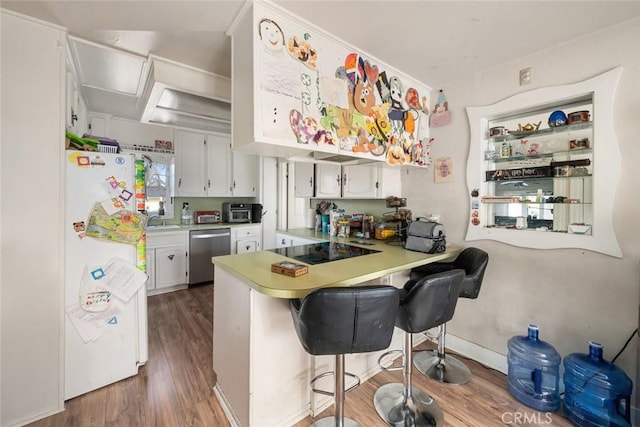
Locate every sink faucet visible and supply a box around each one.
[148,215,165,226]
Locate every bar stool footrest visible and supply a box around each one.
[310,371,361,396]
[377,349,404,372]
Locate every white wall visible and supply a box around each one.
[1,11,66,426]
[404,17,639,389]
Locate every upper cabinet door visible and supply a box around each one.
[207,134,232,197]
[293,162,314,197]
[342,164,378,198]
[176,130,207,196]
[315,163,342,198]
[232,151,257,197]
[377,165,401,198]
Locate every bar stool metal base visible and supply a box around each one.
[312,416,359,427]
[413,350,472,385]
[374,332,444,427]
[373,383,444,427]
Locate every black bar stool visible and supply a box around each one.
[373,269,465,427]
[409,247,489,385]
[290,285,399,427]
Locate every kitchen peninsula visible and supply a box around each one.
[212,234,461,426]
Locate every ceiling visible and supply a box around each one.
[3,0,639,126]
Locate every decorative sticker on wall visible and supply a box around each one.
[434,156,453,183]
[430,89,451,127]
[255,5,432,167]
[287,33,318,69]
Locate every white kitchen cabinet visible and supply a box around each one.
[154,247,188,289]
[207,133,232,197]
[293,162,314,197]
[147,231,189,295]
[315,163,342,198]
[65,52,88,136]
[315,162,398,199]
[342,164,378,198]
[178,130,257,197]
[376,165,402,198]
[176,130,207,196]
[232,151,257,197]
[232,225,262,254]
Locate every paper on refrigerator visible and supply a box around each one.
[95,256,148,302]
[66,302,122,343]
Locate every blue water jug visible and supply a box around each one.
[507,324,561,411]
[563,341,633,427]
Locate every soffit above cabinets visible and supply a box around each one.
[68,36,148,98]
[67,37,232,132]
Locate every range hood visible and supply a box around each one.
[287,150,380,165]
[140,56,232,133]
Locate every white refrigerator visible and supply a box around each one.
[64,150,148,400]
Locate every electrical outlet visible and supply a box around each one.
[520,67,532,85]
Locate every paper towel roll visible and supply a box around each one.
[305,209,316,229]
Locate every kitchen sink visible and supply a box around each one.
[146,224,181,230]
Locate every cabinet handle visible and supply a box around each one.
[208,179,211,188]
[178,178,182,188]
[168,254,175,261]
[233,180,236,189]
[309,177,313,187]
[336,175,341,184]
[343,174,347,184]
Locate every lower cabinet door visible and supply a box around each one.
[155,246,187,289]
[236,240,257,254]
[146,248,156,290]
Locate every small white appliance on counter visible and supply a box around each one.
[64,150,148,399]
[195,210,221,224]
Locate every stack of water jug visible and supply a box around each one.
[507,324,633,426]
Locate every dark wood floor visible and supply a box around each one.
[29,284,572,426]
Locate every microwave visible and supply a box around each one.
[222,203,252,223]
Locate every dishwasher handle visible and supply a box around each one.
[192,232,231,239]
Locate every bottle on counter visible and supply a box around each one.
[181,202,192,225]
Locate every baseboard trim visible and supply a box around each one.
[6,405,65,427]
[213,385,241,427]
[445,333,508,374]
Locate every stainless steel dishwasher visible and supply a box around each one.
[189,228,231,285]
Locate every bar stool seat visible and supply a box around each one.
[290,285,399,427]
[409,248,489,385]
[374,269,465,427]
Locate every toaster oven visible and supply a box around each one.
[194,210,221,224]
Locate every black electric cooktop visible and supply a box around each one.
[269,242,380,265]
